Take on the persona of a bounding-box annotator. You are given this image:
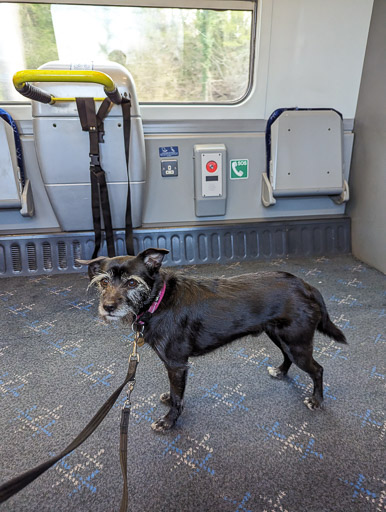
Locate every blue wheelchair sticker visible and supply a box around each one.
[159,146,179,158]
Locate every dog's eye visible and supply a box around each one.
[100,277,109,288]
[127,278,138,288]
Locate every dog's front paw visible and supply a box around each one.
[304,396,321,410]
[160,392,171,405]
[267,366,286,379]
[151,416,175,432]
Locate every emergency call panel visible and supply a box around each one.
[201,153,222,197]
[193,144,227,217]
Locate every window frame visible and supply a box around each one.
[0,0,257,106]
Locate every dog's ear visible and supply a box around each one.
[76,257,106,280]
[138,248,169,272]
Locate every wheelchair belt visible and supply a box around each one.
[76,97,134,258]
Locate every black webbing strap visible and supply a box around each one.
[76,96,134,258]
[0,358,138,509]
[76,97,116,258]
[121,97,134,256]
[94,166,115,258]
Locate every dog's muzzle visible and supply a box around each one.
[98,303,135,323]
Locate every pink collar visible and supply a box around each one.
[147,281,166,314]
[137,281,166,323]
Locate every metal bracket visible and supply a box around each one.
[20,179,34,217]
[261,172,276,207]
[332,179,350,205]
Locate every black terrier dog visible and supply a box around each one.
[78,248,346,432]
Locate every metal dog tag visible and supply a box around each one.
[137,337,145,347]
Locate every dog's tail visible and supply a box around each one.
[313,288,347,344]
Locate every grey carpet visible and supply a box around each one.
[0,254,385,512]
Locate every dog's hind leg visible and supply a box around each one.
[283,342,324,410]
[152,366,188,432]
[265,329,292,378]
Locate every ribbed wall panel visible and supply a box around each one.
[0,217,351,277]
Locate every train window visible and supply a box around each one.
[0,3,253,104]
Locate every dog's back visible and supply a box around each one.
[160,269,345,350]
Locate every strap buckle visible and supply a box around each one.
[98,125,105,143]
[89,153,100,166]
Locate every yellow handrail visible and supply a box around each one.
[12,69,122,104]
[51,97,106,102]
[13,69,117,92]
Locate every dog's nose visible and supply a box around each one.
[103,303,116,314]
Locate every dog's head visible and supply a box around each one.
[77,248,168,323]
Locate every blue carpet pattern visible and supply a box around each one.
[0,255,385,511]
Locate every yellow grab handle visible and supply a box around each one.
[13,69,117,92]
[12,69,122,104]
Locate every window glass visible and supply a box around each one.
[0,3,253,103]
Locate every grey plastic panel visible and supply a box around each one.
[45,181,145,231]
[31,62,146,230]
[34,118,145,184]
[193,143,227,216]
[269,110,344,196]
[143,118,355,135]
[0,118,22,208]
[0,217,350,277]
[143,131,353,226]
[0,136,60,233]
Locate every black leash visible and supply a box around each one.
[119,329,141,512]
[0,338,141,511]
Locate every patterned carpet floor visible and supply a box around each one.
[0,254,385,512]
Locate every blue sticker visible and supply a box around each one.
[159,146,179,158]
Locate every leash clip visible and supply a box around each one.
[124,328,142,409]
[130,341,140,363]
[130,324,144,362]
[122,379,136,410]
[124,330,142,409]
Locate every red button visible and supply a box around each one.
[206,160,218,173]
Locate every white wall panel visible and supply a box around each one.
[264,0,373,119]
